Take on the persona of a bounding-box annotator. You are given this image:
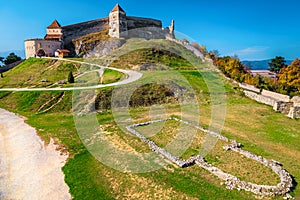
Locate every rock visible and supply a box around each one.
[58,80,66,84]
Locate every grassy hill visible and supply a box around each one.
[0,58,124,88]
[0,42,299,199]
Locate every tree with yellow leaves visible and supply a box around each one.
[278,58,300,95]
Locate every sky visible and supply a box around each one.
[0,0,299,61]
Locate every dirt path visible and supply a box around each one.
[0,108,71,200]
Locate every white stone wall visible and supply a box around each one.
[46,28,62,35]
[262,90,290,102]
[24,40,37,59]
[109,11,127,38]
[242,89,299,118]
[291,96,300,107]
[244,91,277,107]
[239,83,260,93]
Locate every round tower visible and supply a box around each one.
[109,4,128,38]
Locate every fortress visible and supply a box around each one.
[25,4,175,59]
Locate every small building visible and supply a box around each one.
[55,49,70,58]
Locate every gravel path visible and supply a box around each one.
[0,58,143,199]
[0,108,71,200]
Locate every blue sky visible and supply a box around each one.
[0,0,299,60]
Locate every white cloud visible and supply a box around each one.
[226,46,270,60]
[234,46,269,55]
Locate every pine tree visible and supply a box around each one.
[268,56,287,73]
[68,71,75,83]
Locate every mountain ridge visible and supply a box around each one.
[0,50,25,59]
[242,59,293,70]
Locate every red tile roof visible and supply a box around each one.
[44,34,62,39]
[47,20,62,29]
[56,49,70,53]
[111,4,125,12]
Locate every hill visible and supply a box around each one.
[0,50,25,59]
[0,39,299,199]
[0,58,124,88]
[242,59,293,70]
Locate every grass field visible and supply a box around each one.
[0,68,299,199]
[0,49,299,199]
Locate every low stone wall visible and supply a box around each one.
[239,83,260,93]
[291,96,300,107]
[244,91,277,107]
[288,107,300,119]
[241,87,300,119]
[262,90,290,102]
[273,102,294,115]
[126,118,293,198]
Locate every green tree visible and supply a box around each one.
[268,56,287,73]
[68,71,75,83]
[4,53,21,65]
[0,57,4,67]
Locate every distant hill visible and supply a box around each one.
[0,50,25,59]
[242,59,293,70]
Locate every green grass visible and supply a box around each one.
[0,58,126,88]
[0,58,79,87]
[1,81,298,200]
[102,69,125,84]
[0,44,299,199]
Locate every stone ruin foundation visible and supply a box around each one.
[126,118,294,198]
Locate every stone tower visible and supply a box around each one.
[44,20,63,41]
[109,4,128,38]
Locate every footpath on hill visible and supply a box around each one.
[0,108,71,200]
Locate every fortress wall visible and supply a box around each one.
[126,16,162,30]
[261,89,290,102]
[62,18,109,48]
[126,27,166,39]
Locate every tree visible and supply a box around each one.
[216,56,248,82]
[4,53,21,65]
[212,50,220,57]
[277,58,300,94]
[269,56,287,73]
[68,71,75,83]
